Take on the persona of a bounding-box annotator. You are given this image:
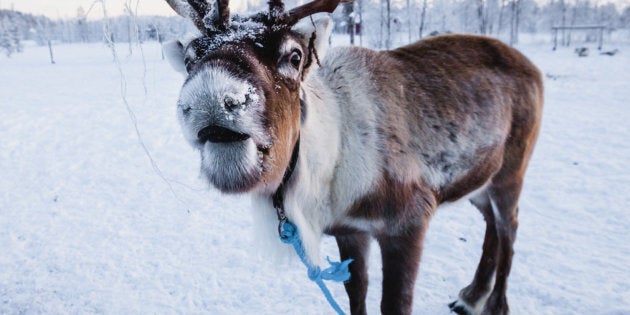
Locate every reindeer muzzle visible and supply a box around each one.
[198,125,251,143]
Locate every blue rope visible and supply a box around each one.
[279,220,353,315]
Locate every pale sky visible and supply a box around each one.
[0,0,249,19]
[2,0,628,20]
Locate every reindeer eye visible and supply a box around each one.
[289,51,302,69]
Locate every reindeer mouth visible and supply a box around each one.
[197,128,262,193]
[198,125,250,143]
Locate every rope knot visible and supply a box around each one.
[321,257,353,282]
[279,221,298,244]
[307,266,321,281]
[276,219,352,314]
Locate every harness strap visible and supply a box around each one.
[272,135,300,234]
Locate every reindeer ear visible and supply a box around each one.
[163,40,187,75]
[291,16,333,62]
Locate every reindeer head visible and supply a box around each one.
[164,0,340,193]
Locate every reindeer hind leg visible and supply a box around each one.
[449,190,499,315]
[478,181,522,315]
[479,95,540,315]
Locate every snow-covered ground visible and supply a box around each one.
[1,36,629,314]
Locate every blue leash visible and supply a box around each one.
[272,135,352,314]
[279,220,353,315]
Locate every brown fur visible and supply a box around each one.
[323,35,542,314]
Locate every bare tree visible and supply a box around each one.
[379,0,384,48]
[407,0,411,42]
[36,19,55,63]
[561,0,567,45]
[477,0,488,34]
[124,0,137,55]
[357,0,363,46]
[343,1,355,45]
[486,0,497,34]
[509,0,521,45]
[419,0,428,38]
[497,0,506,35]
[386,0,391,48]
[76,6,89,42]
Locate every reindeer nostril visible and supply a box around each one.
[198,125,250,143]
[224,96,238,111]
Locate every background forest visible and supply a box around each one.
[1,0,630,57]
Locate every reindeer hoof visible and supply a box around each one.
[449,301,473,315]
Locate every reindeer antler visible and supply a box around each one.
[276,0,350,27]
[216,0,231,30]
[166,0,347,35]
[165,0,230,33]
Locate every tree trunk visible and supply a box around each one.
[358,0,363,46]
[419,0,428,38]
[127,17,133,55]
[380,0,384,48]
[48,40,55,64]
[498,0,505,35]
[509,0,520,45]
[487,0,495,34]
[515,0,520,44]
[386,0,391,49]
[407,0,411,43]
[510,0,516,45]
[561,0,567,46]
[478,0,486,34]
[568,6,577,46]
[349,2,355,45]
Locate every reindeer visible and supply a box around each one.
[163,0,543,314]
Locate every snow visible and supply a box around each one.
[1,38,629,314]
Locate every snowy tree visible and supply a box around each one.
[76,6,90,42]
[621,6,630,28]
[0,15,20,56]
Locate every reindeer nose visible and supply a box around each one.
[198,125,250,143]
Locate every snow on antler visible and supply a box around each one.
[165,0,231,34]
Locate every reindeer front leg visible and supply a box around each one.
[376,224,427,315]
[336,232,371,315]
